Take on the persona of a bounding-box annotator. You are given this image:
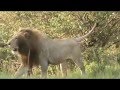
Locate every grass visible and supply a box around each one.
[0,73,120,79]
[1,69,120,79]
[1,62,120,79]
[0,72,13,79]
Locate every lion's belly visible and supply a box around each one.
[49,58,64,65]
[48,53,70,65]
[47,40,76,65]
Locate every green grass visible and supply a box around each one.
[1,69,120,79]
[0,72,13,79]
[1,62,120,79]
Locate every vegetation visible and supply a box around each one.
[0,11,120,79]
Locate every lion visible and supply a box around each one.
[7,23,97,78]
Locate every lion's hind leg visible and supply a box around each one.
[73,56,85,75]
[60,61,68,78]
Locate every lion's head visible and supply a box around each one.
[8,29,40,56]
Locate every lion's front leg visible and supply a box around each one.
[27,68,33,77]
[14,64,28,78]
[27,63,33,77]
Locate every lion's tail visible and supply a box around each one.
[75,22,97,42]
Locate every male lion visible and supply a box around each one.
[8,23,97,78]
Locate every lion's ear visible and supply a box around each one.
[24,32,31,39]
